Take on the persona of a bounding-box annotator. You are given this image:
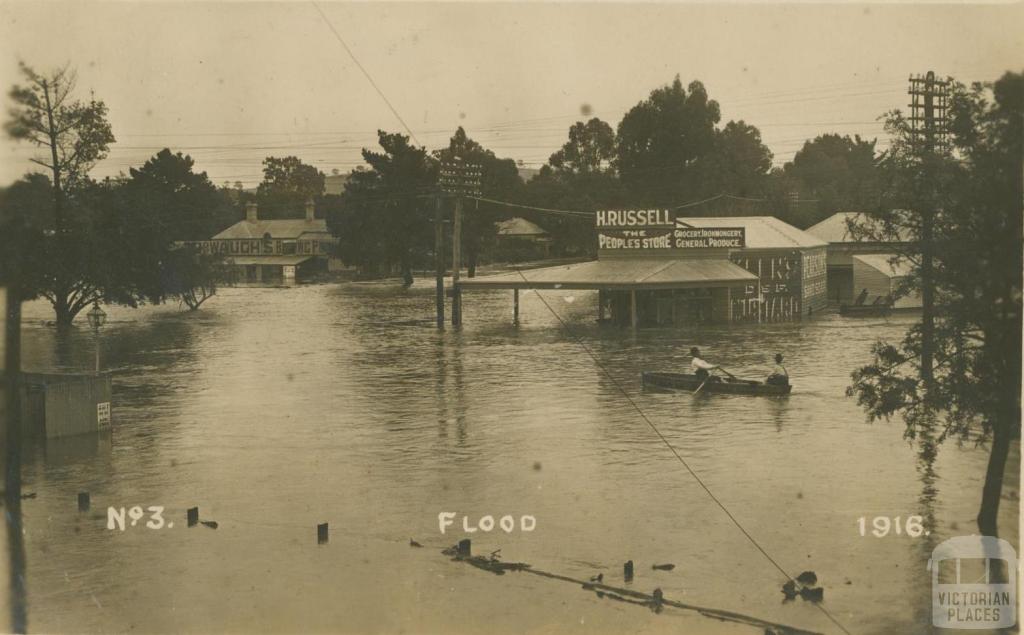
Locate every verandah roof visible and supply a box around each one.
[458,258,757,291]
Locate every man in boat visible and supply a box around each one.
[766,353,789,387]
[690,347,721,382]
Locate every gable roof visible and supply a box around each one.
[806,212,910,243]
[496,217,549,237]
[212,218,331,240]
[853,253,914,277]
[677,216,827,249]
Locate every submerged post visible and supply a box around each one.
[434,196,445,329]
[187,507,199,527]
[452,195,463,327]
[317,523,329,544]
[513,289,519,325]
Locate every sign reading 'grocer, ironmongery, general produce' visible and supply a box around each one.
[673,223,746,249]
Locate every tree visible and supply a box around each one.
[126,148,237,239]
[4,62,116,327]
[693,120,774,202]
[256,156,325,219]
[783,133,880,226]
[434,127,523,276]
[548,118,616,176]
[615,76,720,205]
[847,71,1022,536]
[162,247,230,311]
[328,131,438,284]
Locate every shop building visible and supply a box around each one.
[460,210,827,326]
[183,201,340,283]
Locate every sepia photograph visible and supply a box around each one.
[0,1,1021,633]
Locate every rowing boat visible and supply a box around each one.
[839,303,892,317]
[641,371,792,396]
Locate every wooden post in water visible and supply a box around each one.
[3,282,28,633]
[513,289,519,325]
[434,196,445,329]
[457,538,471,557]
[77,492,90,512]
[317,523,329,544]
[187,507,199,527]
[451,195,463,327]
[629,291,638,328]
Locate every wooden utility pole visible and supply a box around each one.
[3,283,28,633]
[438,157,482,327]
[452,195,464,325]
[434,196,445,328]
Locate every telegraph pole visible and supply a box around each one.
[433,196,445,328]
[908,71,950,390]
[439,158,482,327]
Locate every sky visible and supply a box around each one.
[0,1,1021,189]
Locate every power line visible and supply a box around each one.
[311,2,421,147]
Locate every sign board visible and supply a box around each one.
[97,401,111,428]
[595,209,748,254]
[596,209,675,253]
[673,222,746,249]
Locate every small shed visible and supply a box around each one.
[494,217,553,260]
[20,372,112,439]
[852,254,922,309]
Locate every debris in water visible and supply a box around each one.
[200,520,218,529]
[652,563,675,571]
[781,580,799,601]
[409,539,423,548]
[800,586,824,603]
[589,573,603,583]
[795,571,817,586]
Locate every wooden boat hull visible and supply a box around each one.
[839,303,891,317]
[641,371,792,395]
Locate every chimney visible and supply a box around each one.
[246,202,258,223]
[305,199,315,222]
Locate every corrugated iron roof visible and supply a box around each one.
[806,212,911,243]
[496,217,549,237]
[459,258,756,290]
[678,216,827,249]
[213,219,332,240]
[853,253,914,277]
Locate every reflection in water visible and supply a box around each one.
[7,284,1020,635]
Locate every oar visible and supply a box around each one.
[716,367,739,381]
[693,377,710,395]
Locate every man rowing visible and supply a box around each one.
[689,347,721,382]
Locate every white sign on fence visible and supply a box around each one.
[97,401,111,427]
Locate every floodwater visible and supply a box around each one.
[3,280,1019,634]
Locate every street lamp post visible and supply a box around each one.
[86,302,107,374]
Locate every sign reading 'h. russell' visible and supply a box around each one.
[596,209,672,227]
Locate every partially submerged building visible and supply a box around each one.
[184,201,339,283]
[461,211,828,326]
[805,212,910,305]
